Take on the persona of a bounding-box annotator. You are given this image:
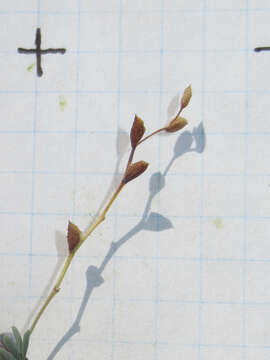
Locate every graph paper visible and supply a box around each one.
[1,0,270,359]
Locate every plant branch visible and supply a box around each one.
[29,182,125,334]
[137,128,165,145]
[28,113,184,335]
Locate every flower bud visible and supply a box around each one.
[165,116,188,133]
[67,221,81,253]
[181,85,192,110]
[130,115,146,148]
[122,161,149,184]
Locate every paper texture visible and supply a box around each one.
[1,0,270,359]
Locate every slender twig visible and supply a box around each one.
[28,85,192,336]
[29,130,153,333]
[29,182,124,334]
[137,128,165,145]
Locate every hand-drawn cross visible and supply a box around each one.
[254,47,270,52]
[18,28,66,77]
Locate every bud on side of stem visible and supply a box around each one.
[181,85,192,110]
[165,116,188,133]
[122,161,149,184]
[130,115,146,149]
[67,221,81,253]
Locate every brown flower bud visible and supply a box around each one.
[67,221,81,253]
[130,115,146,148]
[165,116,188,133]
[122,161,149,184]
[181,85,192,110]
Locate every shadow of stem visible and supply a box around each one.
[47,123,205,359]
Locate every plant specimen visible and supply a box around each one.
[0,86,192,360]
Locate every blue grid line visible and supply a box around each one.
[2,211,270,220]
[16,335,270,349]
[6,291,270,307]
[2,89,270,95]
[4,170,270,176]
[0,131,269,142]
[27,0,40,319]
[1,130,270,135]
[197,0,207,358]
[110,1,123,359]
[67,1,82,358]
[154,1,165,359]
[1,8,270,15]
[15,336,270,349]
[0,130,270,137]
[241,2,249,359]
[26,297,270,308]
[1,89,270,94]
[5,252,270,264]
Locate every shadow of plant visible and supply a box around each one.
[47,121,205,359]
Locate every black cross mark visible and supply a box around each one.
[18,28,66,77]
[254,47,270,52]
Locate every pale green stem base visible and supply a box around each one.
[29,182,124,334]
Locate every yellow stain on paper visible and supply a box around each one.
[59,95,67,111]
[27,63,35,72]
[213,218,224,229]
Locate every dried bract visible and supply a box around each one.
[181,85,192,110]
[130,115,146,148]
[165,116,188,133]
[67,221,81,253]
[122,161,149,184]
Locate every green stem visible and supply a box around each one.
[29,123,165,334]
[138,128,165,145]
[29,182,125,334]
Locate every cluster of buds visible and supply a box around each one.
[122,85,192,184]
[122,115,148,184]
[66,85,192,254]
[165,85,191,133]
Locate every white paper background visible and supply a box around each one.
[1,0,270,359]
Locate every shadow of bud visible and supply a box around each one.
[192,121,206,153]
[173,130,193,159]
[143,212,173,232]
[149,171,165,197]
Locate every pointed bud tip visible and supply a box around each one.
[181,85,192,110]
[130,114,146,148]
